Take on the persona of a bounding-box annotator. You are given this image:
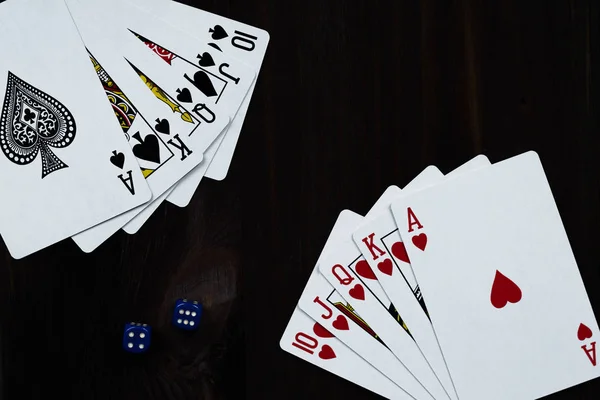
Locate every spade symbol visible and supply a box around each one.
[110,150,125,169]
[131,132,160,164]
[197,52,215,67]
[209,25,228,40]
[184,71,218,97]
[176,88,192,103]
[208,43,223,52]
[0,71,76,178]
[155,118,170,135]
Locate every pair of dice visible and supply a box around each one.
[123,299,202,353]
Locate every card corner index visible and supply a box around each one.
[318,248,354,287]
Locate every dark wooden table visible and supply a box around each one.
[2,0,600,399]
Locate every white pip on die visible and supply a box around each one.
[172,299,202,330]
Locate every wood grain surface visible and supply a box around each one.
[1,0,600,399]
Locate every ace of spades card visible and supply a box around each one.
[0,0,151,259]
[65,0,229,252]
[390,152,600,400]
[127,0,269,206]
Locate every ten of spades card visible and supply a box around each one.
[0,0,151,258]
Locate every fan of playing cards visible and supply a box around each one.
[281,152,600,400]
[0,0,268,259]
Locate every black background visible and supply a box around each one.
[2,0,600,399]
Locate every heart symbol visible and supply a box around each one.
[110,150,124,169]
[131,132,161,164]
[348,284,365,301]
[209,24,228,40]
[313,323,334,338]
[490,270,522,309]
[332,315,349,331]
[197,52,215,67]
[391,241,410,263]
[355,260,376,280]
[154,118,170,135]
[176,88,192,103]
[578,323,593,341]
[377,259,393,276]
[318,344,336,360]
[412,233,427,251]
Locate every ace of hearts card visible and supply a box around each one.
[390,151,600,400]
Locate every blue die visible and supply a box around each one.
[123,322,151,353]
[172,299,202,330]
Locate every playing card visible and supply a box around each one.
[318,167,463,400]
[65,0,231,250]
[298,209,434,400]
[340,155,490,400]
[280,308,411,399]
[128,0,269,203]
[319,238,452,399]
[120,187,174,234]
[391,151,600,400]
[79,0,258,207]
[353,155,490,301]
[72,0,255,212]
[0,0,151,258]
